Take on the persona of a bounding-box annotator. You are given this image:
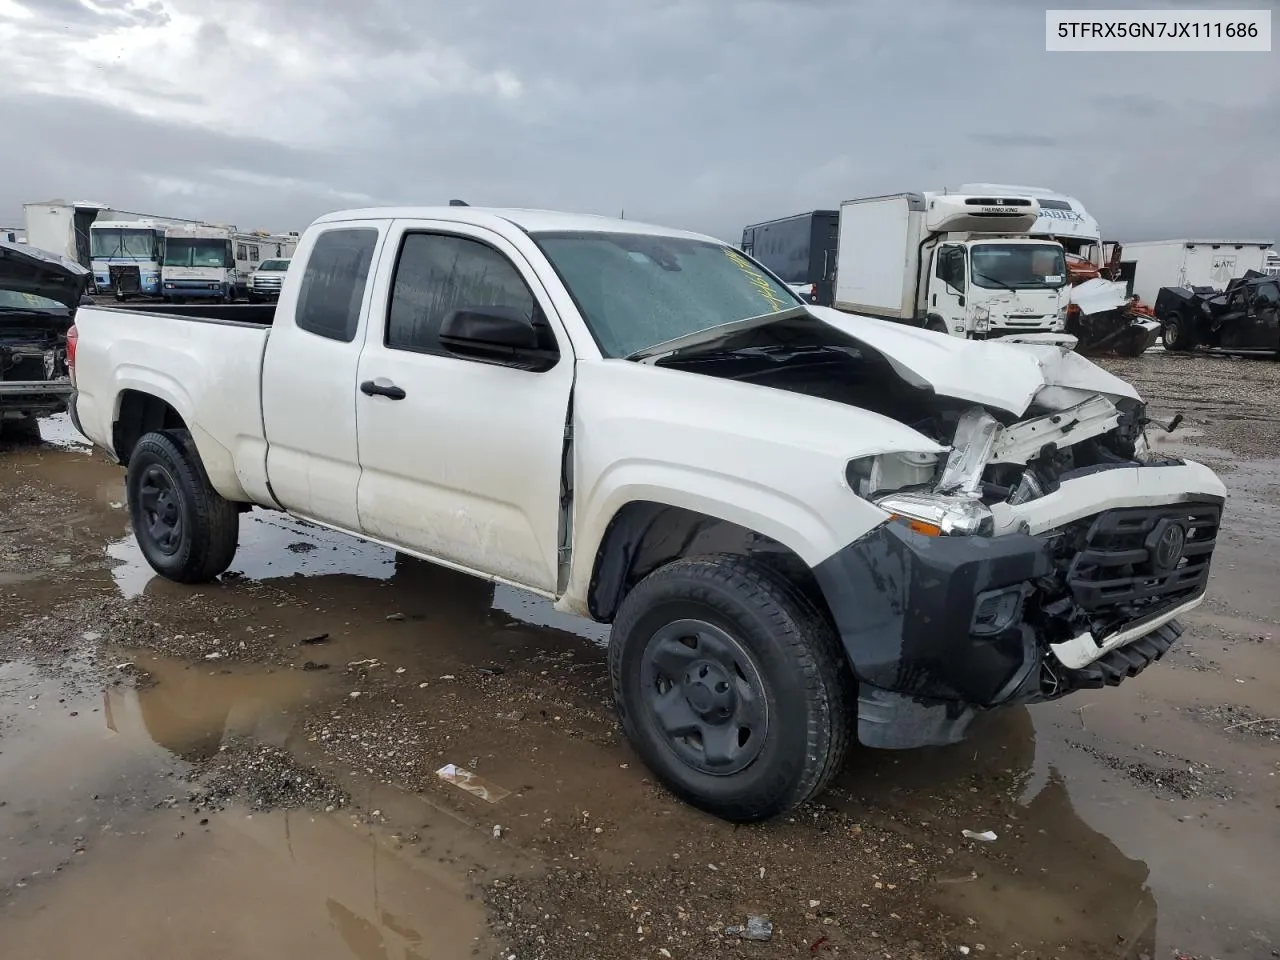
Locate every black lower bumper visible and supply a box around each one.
[813,508,1214,749]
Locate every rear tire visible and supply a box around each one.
[126,429,240,583]
[1162,312,1197,351]
[609,554,853,822]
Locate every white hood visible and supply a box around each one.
[807,307,1140,416]
[1069,277,1130,316]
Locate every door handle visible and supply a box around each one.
[360,380,406,400]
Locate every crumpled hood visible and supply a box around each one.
[1069,277,1130,317]
[807,306,1140,416]
[0,239,90,310]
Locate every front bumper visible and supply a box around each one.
[813,460,1225,749]
[162,280,229,299]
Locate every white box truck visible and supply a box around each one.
[1121,239,1275,306]
[833,192,1072,340]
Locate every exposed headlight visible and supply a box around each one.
[874,490,994,537]
[846,451,940,498]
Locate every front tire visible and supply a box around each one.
[609,555,853,822]
[126,430,240,583]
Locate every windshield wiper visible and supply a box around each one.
[972,271,1018,293]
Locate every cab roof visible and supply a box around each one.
[313,207,721,243]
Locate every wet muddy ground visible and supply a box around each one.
[2,351,1278,960]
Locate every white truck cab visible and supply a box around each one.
[835,192,1071,339]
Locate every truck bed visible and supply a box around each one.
[71,303,273,505]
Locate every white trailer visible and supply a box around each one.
[1122,239,1276,305]
[834,191,1071,339]
[22,199,112,266]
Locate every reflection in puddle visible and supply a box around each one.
[108,508,611,644]
[0,652,492,960]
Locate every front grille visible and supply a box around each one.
[109,264,141,293]
[1066,501,1220,630]
[253,276,283,291]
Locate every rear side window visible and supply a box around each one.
[385,233,543,355]
[295,228,378,342]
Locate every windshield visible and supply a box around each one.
[532,232,799,358]
[0,289,65,311]
[90,228,157,260]
[258,259,290,271]
[164,238,229,268]
[970,244,1067,290]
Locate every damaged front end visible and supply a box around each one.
[648,308,1226,748]
[823,386,1224,748]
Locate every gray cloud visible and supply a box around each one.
[1,0,1276,244]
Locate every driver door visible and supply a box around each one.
[353,220,576,594]
[930,245,967,335]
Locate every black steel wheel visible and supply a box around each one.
[136,462,184,554]
[126,429,240,583]
[610,555,853,822]
[641,618,770,776]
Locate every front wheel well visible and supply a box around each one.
[113,390,188,466]
[586,501,826,623]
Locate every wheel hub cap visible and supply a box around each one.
[640,618,769,777]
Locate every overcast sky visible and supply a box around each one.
[1,0,1276,242]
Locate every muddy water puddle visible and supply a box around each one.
[0,651,498,960]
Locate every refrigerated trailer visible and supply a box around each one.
[1121,240,1275,307]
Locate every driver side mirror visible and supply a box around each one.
[438,306,558,372]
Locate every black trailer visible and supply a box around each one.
[740,211,838,306]
[1156,271,1280,355]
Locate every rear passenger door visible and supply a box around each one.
[353,220,575,594]
[261,223,385,530]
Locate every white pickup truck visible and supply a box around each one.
[68,207,1226,822]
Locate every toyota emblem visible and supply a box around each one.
[1152,522,1187,571]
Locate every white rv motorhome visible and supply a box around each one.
[160,224,238,301]
[233,230,299,278]
[89,219,168,299]
[834,191,1071,339]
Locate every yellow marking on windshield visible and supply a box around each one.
[723,247,788,313]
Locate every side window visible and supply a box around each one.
[386,233,549,357]
[248,245,259,262]
[236,243,247,260]
[295,228,378,343]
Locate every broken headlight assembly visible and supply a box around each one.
[847,451,994,537]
